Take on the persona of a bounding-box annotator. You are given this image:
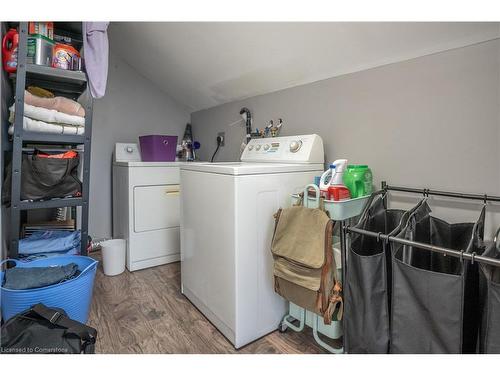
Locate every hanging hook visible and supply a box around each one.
[459,250,464,263]
[377,232,382,242]
[471,252,476,264]
[484,194,488,205]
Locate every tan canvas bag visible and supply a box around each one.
[271,195,343,324]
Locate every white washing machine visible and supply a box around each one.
[180,134,324,348]
[113,143,192,271]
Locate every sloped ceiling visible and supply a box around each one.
[109,22,500,112]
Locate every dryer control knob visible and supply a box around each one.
[256,145,261,151]
[289,140,302,153]
[248,145,254,151]
[264,144,270,151]
[126,146,134,153]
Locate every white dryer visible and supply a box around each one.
[113,143,187,271]
[180,134,324,348]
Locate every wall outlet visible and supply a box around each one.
[217,132,225,146]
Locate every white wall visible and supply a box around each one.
[89,52,190,239]
[192,39,500,238]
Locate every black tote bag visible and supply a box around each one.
[1,304,97,354]
[344,194,425,353]
[2,151,81,203]
[391,204,485,354]
[478,240,500,353]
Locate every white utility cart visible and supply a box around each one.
[278,184,369,354]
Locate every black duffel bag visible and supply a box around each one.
[1,303,97,354]
[2,150,82,203]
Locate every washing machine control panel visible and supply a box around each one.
[114,143,141,162]
[241,134,324,163]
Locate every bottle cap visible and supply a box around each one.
[348,164,368,169]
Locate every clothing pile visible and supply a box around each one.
[8,88,85,135]
[2,263,80,290]
[18,230,81,262]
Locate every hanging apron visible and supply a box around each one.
[391,204,485,353]
[344,194,424,353]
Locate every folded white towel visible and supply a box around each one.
[10,103,85,127]
[8,116,84,135]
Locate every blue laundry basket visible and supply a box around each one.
[1,255,98,323]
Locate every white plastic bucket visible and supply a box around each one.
[101,239,126,276]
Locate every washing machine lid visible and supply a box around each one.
[180,162,324,176]
[114,161,199,167]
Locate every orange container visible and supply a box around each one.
[327,185,351,201]
[28,22,54,39]
[52,43,80,70]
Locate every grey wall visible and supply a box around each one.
[192,40,500,237]
[89,52,190,239]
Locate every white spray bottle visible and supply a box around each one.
[330,159,348,185]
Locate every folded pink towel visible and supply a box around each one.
[24,91,85,117]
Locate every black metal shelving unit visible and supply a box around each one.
[4,22,93,257]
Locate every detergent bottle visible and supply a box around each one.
[327,159,351,201]
[319,163,336,199]
[2,28,19,73]
[344,165,373,198]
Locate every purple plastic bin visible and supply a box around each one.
[139,135,178,162]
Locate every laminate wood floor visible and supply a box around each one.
[87,253,340,354]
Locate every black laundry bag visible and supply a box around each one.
[1,303,97,354]
[2,151,81,203]
[391,203,485,354]
[478,241,500,353]
[344,194,424,353]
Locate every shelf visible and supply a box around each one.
[26,64,86,83]
[9,64,88,96]
[17,197,84,210]
[22,132,87,145]
[291,184,370,221]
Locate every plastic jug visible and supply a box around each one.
[319,164,336,199]
[328,185,351,201]
[327,159,351,201]
[2,28,19,73]
[344,165,373,198]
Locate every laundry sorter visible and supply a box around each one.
[278,184,369,354]
[342,182,500,354]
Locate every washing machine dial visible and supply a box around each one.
[248,145,254,151]
[256,145,261,151]
[289,140,302,153]
[126,146,134,153]
[263,144,270,151]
